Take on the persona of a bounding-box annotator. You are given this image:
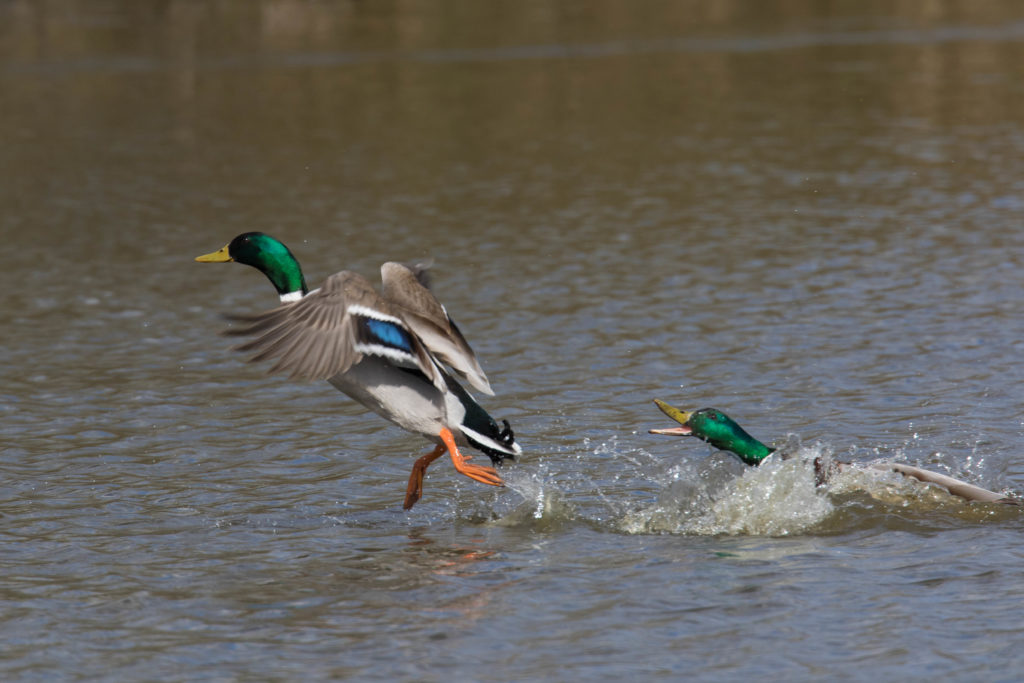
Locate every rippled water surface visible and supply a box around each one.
[4,1,1024,680]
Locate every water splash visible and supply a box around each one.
[620,444,835,536]
[477,433,1020,535]
[486,461,577,531]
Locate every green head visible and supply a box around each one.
[650,399,774,466]
[195,232,308,301]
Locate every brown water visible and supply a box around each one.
[4,1,1024,679]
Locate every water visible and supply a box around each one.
[3,1,1024,679]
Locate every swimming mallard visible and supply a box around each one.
[196,232,521,509]
[650,398,1018,505]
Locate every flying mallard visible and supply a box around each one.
[196,232,521,509]
[650,398,1018,505]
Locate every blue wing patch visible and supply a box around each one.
[364,318,413,352]
[351,310,421,367]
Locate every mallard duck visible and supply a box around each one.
[196,232,521,509]
[650,398,1018,505]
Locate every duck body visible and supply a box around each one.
[651,398,1019,506]
[328,362,447,441]
[197,232,520,509]
[323,343,513,460]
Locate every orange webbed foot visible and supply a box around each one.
[440,428,504,488]
[452,460,504,487]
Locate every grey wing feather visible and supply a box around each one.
[380,261,494,395]
[405,259,434,289]
[223,272,379,382]
[881,463,1019,505]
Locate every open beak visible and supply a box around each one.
[195,244,233,263]
[649,398,693,436]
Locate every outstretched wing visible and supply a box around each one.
[223,270,445,390]
[380,261,494,395]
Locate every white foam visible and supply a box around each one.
[619,444,835,536]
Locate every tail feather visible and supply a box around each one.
[462,418,520,466]
[442,373,520,466]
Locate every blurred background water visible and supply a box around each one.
[3,1,1024,679]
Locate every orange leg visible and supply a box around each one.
[403,444,445,510]
[402,429,504,510]
[440,427,504,488]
